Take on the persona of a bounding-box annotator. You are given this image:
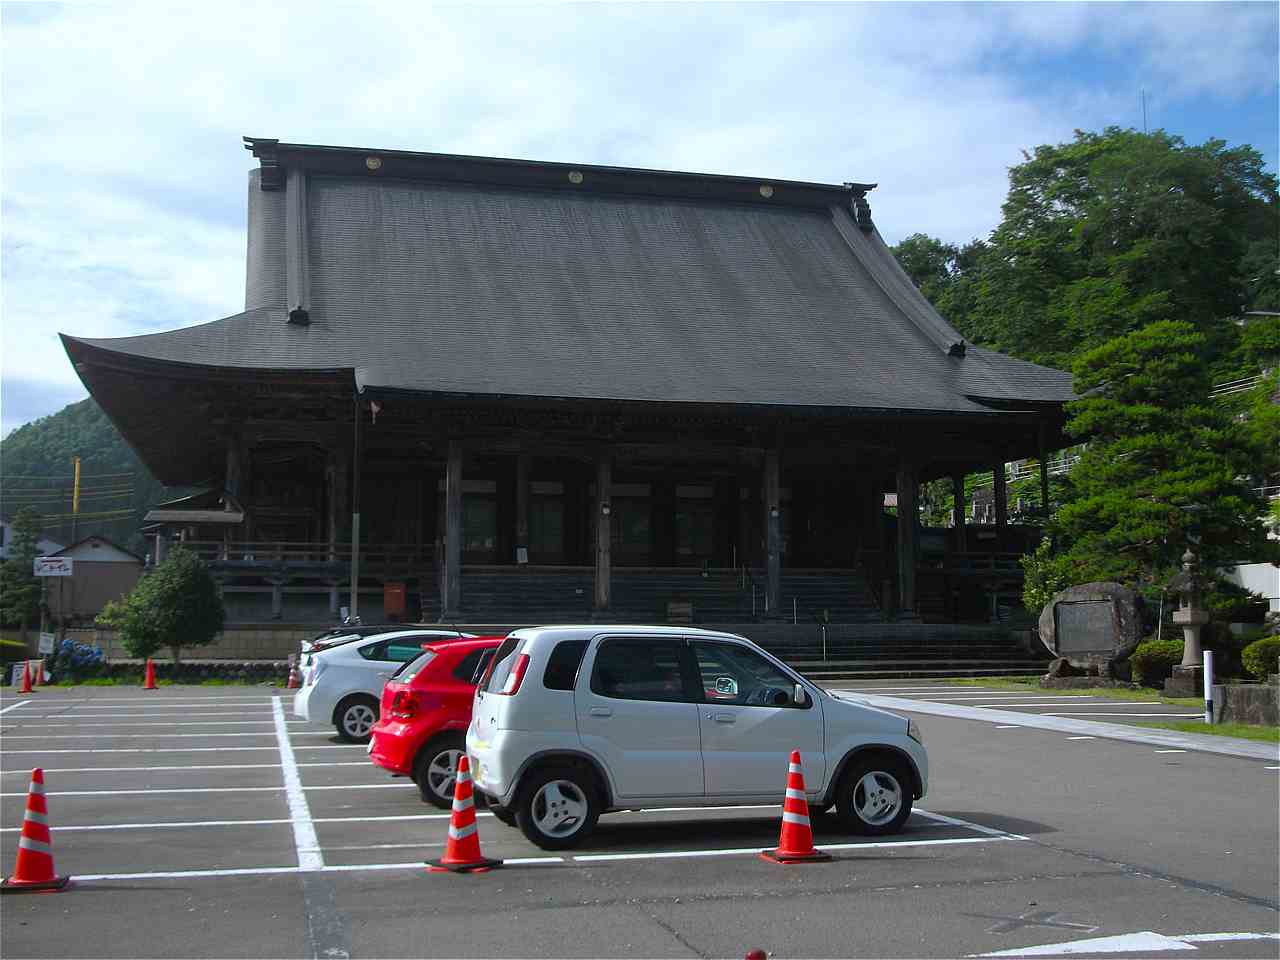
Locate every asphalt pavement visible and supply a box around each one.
[0,683,1275,959]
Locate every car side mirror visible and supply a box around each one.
[715,676,738,697]
[794,684,807,705]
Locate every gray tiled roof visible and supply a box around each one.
[64,171,1073,412]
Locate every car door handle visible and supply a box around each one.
[709,713,736,723]
[589,707,613,717]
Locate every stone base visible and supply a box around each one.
[1212,683,1280,726]
[1164,664,1203,698]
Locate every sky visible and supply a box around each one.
[2,1,1277,438]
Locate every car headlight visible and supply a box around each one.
[907,718,924,745]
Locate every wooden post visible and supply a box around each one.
[993,463,1008,530]
[952,472,968,554]
[896,461,920,621]
[764,449,781,616]
[443,440,463,619]
[594,455,612,613]
[349,396,363,619]
[1038,422,1051,519]
[515,453,530,564]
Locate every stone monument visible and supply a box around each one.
[1038,581,1143,680]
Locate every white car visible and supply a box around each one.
[467,625,927,850]
[294,630,470,741]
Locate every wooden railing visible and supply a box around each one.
[181,540,433,569]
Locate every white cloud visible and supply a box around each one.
[2,1,1276,435]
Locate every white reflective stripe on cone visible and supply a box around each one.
[447,822,477,841]
[452,796,473,812]
[784,788,805,800]
[18,836,52,855]
[788,764,802,774]
[781,811,810,826]
[23,810,49,826]
[29,781,46,795]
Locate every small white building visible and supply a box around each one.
[0,515,63,560]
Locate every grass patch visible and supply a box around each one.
[939,676,1201,707]
[1134,720,1280,744]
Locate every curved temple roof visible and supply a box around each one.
[63,139,1072,438]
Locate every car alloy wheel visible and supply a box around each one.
[835,755,913,835]
[515,765,600,850]
[337,699,378,741]
[425,748,463,804]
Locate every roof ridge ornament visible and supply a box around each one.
[245,137,283,191]
[845,184,876,233]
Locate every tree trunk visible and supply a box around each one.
[171,645,182,668]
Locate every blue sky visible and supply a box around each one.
[2,1,1277,437]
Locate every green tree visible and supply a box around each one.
[97,547,224,663]
[955,128,1277,371]
[0,508,44,643]
[1026,321,1279,610]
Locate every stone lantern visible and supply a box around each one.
[1167,548,1210,694]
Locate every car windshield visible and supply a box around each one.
[393,650,436,682]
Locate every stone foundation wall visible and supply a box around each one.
[1211,683,1280,726]
[66,625,315,660]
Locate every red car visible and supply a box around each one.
[369,636,503,807]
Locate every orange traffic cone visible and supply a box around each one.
[426,754,502,874]
[761,750,831,864]
[1,769,70,893]
[143,658,157,690]
[19,661,33,694]
[286,662,301,689]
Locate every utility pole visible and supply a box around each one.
[1140,88,1147,134]
[71,456,81,542]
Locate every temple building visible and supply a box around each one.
[62,137,1073,626]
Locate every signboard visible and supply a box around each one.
[38,633,56,655]
[33,556,73,577]
[1055,600,1117,654]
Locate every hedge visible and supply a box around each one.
[1130,639,1184,687]
[1241,636,1280,681]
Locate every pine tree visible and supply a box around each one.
[0,508,45,645]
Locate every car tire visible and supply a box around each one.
[833,754,913,835]
[489,804,517,828]
[334,695,379,743]
[514,765,600,850]
[412,734,466,808]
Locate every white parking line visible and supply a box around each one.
[965,701,1156,708]
[76,857,562,881]
[573,835,1011,862]
[19,720,284,728]
[2,812,489,833]
[1066,736,1096,740]
[2,745,360,755]
[1154,749,1187,754]
[0,782,417,798]
[994,725,1021,729]
[57,712,276,719]
[273,697,323,871]
[0,762,369,775]
[1053,712,1204,718]
[0,700,31,715]
[2,731,332,739]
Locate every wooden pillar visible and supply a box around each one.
[896,461,920,621]
[952,473,968,554]
[594,455,611,612]
[1038,423,1051,518]
[349,397,363,619]
[764,449,781,616]
[515,453,530,564]
[993,463,1008,530]
[443,440,463,619]
[154,531,167,566]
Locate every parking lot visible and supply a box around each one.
[2,684,1276,958]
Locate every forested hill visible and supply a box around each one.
[0,398,174,554]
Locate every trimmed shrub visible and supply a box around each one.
[1130,639,1184,687]
[1241,636,1280,681]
